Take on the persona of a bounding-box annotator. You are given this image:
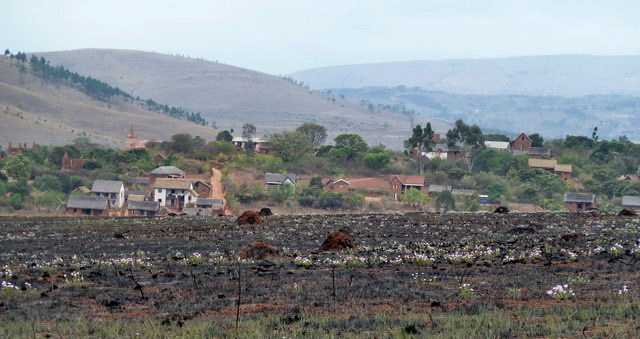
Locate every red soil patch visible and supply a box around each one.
[320,229,354,251]
[239,241,280,259]
[236,211,262,225]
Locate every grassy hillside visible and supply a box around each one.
[0,56,217,147]
[291,55,640,97]
[39,49,426,148]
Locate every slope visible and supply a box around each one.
[0,56,217,147]
[38,49,421,148]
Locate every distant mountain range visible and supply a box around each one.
[38,49,421,148]
[291,55,640,97]
[327,87,640,140]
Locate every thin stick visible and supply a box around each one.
[332,267,336,313]
[235,260,242,334]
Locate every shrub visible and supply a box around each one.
[8,194,24,210]
[34,175,63,192]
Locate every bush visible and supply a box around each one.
[269,183,295,203]
[8,193,24,210]
[35,191,65,208]
[34,175,63,192]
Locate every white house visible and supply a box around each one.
[91,180,125,209]
[153,178,198,210]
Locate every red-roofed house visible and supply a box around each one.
[390,175,426,200]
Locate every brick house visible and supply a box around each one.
[61,152,86,171]
[391,175,425,200]
[564,192,596,212]
[510,133,532,152]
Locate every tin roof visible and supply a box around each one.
[153,178,193,190]
[265,173,297,185]
[91,180,124,193]
[66,195,109,210]
[151,166,185,176]
[622,195,640,207]
[128,200,160,212]
[564,192,595,203]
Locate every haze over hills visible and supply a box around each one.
[39,49,425,148]
[0,56,217,147]
[291,55,640,97]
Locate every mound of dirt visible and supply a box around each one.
[320,228,354,251]
[259,208,273,217]
[239,241,280,260]
[237,211,262,225]
[618,208,637,217]
[494,206,510,214]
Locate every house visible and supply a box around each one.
[428,184,452,195]
[190,198,226,216]
[564,192,596,212]
[265,173,297,189]
[391,175,425,200]
[232,136,270,153]
[554,164,573,181]
[127,190,146,202]
[324,177,392,197]
[61,152,85,171]
[66,195,110,216]
[510,133,532,152]
[484,141,510,151]
[528,159,572,179]
[91,180,125,209]
[150,166,185,179]
[127,200,160,217]
[621,195,640,212]
[153,178,198,210]
[617,175,640,183]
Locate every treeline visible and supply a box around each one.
[4,49,208,126]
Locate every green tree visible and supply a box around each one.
[435,191,456,212]
[242,123,256,139]
[34,175,63,192]
[364,146,392,170]
[270,183,295,203]
[331,134,369,162]
[446,119,483,148]
[216,130,234,142]
[5,155,32,180]
[269,131,314,162]
[169,134,195,154]
[401,188,430,207]
[529,133,544,147]
[4,49,10,56]
[405,122,435,175]
[296,123,327,146]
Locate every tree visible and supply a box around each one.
[435,191,456,213]
[5,155,32,180]
[8,193,24,210]
[401,188,430,207]
[405,123,435,175]
[3,49,10,56]
[296,123,327,146]
[170,134,195,154]
[592,126,599,143]
[34,175,63,192]
[364,146,392,170]
[446,119,483,148]
[331,134,368,162]
[242,123,257,139]
[529,133,544,147]
[269,131,314,162]
[216,130,233,142]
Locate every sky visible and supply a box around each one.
[3,0,640,74]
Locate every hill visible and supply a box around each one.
[38,49,424,148]
[328,87,640,140]
[0,55,217,147]
[291,55,640,97]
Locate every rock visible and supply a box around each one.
[239,241,280,259]
[320,228,354,251]
[259,207,273,217]
[236,211,262,225]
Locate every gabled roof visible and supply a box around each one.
[428,184,451,193]
[393,175,425,186]
[91,180,124,193]
[151,166,185,176]
[232,136,268,143]
[128,200,160,212]
[128,177,151,185]
[66,195,109,210]
[265,173,297,185]
[153,178,193,190]
[564,192,595,203]
[195,198,225,207]
[622,195,640,207]
[528,158,557,170]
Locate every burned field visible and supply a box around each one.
[1,213,640,338]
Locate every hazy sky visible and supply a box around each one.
[3,0,640,74]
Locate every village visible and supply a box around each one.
[2,122,638,218]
